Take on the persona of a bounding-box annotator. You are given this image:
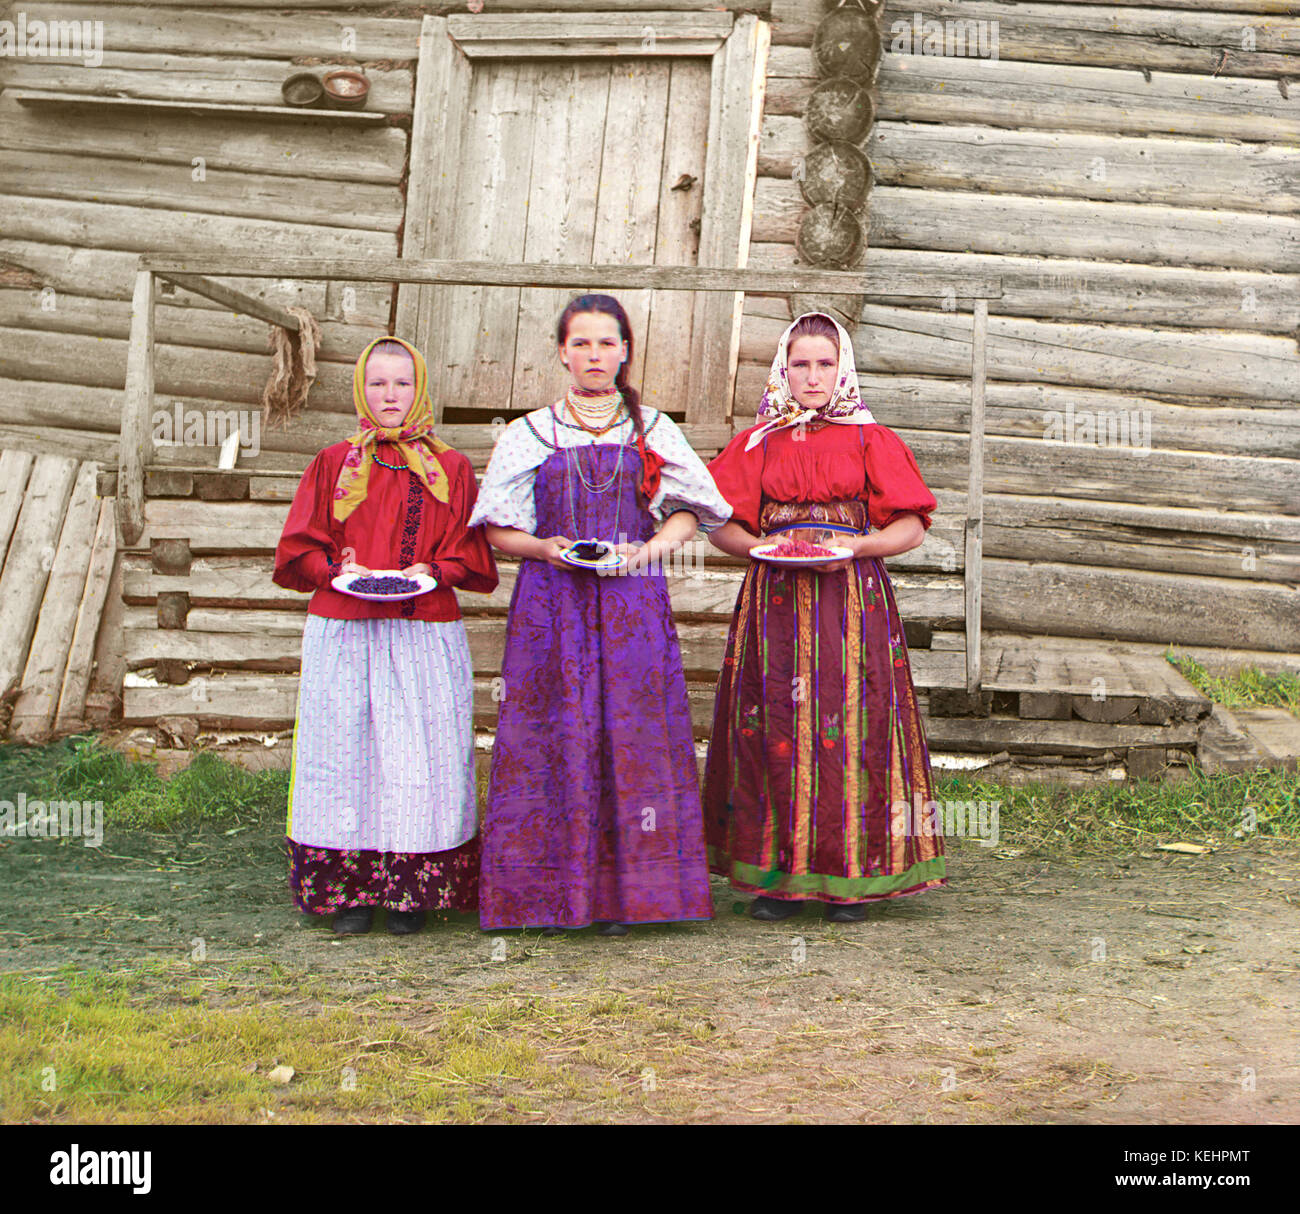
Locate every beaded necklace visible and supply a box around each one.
[371,447,408,471]
[554,405,623,543]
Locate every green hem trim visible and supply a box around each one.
[709,847,946,899]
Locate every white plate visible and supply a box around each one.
[331,569,438,601]
[560,543,627,571]
[750,543,854,567]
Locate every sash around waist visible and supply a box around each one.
[759,499,869,539]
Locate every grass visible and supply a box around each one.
[0,962,714,1123]
[1167,651,1300,717]
[2,729,1297,853]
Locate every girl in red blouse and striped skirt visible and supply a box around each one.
[703,312,947,923]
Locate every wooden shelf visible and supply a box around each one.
[8,89,388,123]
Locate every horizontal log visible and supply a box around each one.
[746,243,1300,335]
[740,307,1300,402]
[751,182,1300,271]
[0,292,384,363]
[923,715,1197,757]
[774,2,1300,78]
[21,5,421,61]
[760,119,1300,215]
[0,149,404,233]
[0,93,407,183]
[0,53,414,114]
[0,423,118,465]
[764,50,1300,143]
[982,560,1300,653]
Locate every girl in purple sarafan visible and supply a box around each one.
[468,295,734,936]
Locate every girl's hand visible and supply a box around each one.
[401,563,432,578]
[537,536,575,570]
[341,561,371,576]
[613,541,647,571]
[820,535,867,573]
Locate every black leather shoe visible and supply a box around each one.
[825,901,870,923]
[387,909,426,935]
[596,921,629,937]
[332,906,374,935]
[749,896,802,922]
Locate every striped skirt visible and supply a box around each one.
[702,499,946,903]
[286,614,480,913]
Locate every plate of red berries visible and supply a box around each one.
[750,538,854,567]
[332,569,438,600]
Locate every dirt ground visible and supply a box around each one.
[2,818,1297,1124]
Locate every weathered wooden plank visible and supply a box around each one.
[765,50,1300,143]
[10,462,100,740]
[965,298,986,692]
[740,308,1300,402]
[125,0,768,8]
[20,5,421,61]
[641,57,712,418]
[0,93,407,183]
[510,59,611,411]
[0,53,414,114]
[590,59,673,403]
[0,149,404,233]
[130,500,291,552]
[54,498,118,733]
[751,181,1300,271]
[437,62,539,412]
[0,449,36,571]
[761,119,1300,215]
[689,13,769,427]
[0,424,118,465]
[0,455,78,696]
[923,715,1197,757]
[117,270,155,546]
[122,673,301,728]
[746,244,1300,336]
[445,10,734,57]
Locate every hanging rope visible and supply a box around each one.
[262,305,322,430]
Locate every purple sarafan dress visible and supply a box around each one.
[468,405,732,929]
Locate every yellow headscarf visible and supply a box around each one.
[332,336,453,522]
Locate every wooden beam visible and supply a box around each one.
[7,91,388,123]
[116,269,155,546]
[139,256,1004,297]
[154,272,302,332]
[965,299,988,694]
[445,11,734,57]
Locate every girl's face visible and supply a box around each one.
[364,350,417,427]
[559,311,627,392]
[787,334,839,410]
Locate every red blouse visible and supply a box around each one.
[272,440,498,620]
[708,422,937,537]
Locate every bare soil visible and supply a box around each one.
[2,819,1297,1123]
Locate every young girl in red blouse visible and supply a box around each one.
[703,312,946,922]
[273,337,498,935]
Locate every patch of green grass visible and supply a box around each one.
[935,767,1299,855]
[1167,651,1300,717]
[0,963,715,1123]
[0,737,287,831]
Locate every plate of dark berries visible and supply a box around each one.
[332,569,438,601]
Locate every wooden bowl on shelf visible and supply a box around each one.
[281,73,324,108]
[321,70,371,110]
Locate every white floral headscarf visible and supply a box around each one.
[744,311,875,452]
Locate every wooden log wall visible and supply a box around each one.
[0,3,420,464]
[760,0,1300,653]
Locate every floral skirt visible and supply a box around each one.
[287,835,481,915]
[703,499,946,903]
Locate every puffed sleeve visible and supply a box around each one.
[645,413,733,532]
[272,448,345,593]
[466,417,543,535]
[706,426,767,537]
[863,425,937,532]
[431,454,499,595]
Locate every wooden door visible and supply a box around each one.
[398,13,768,438]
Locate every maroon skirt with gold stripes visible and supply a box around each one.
[703,499,946,903]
